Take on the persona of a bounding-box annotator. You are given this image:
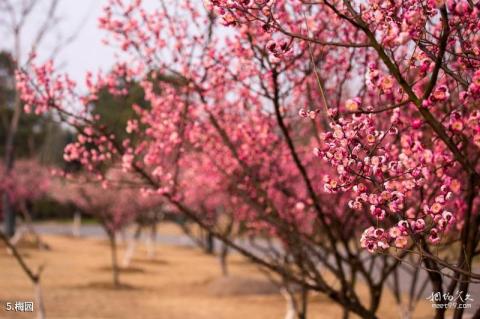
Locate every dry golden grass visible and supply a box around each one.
[0,225,433,319]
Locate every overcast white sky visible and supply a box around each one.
[39,0,165,88]
[0,0,202,89]
[0,0,117,88]
[48,0,116,87]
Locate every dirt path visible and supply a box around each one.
[0,233,432,319]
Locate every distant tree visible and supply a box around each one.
[0,160,50,248]
[51,168,162,287]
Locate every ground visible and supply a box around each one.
[0,223,433,319]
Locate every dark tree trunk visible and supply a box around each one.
[423,256,446,319]
[472,306,480,319]
[299,287,308,319]
[219,242,229,276]
[452,175,478,319]
[3,95,22,238]
[2,194,15,237]
[204,231,215,255]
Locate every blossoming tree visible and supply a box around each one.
[208,1,480,318]
[0,160,50,249]
[16,0,480,318]
[51,169,162,287]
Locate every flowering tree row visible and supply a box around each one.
[17,0,480,318]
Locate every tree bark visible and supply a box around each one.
[72,211,81,237]
[3,94,22,238]
[452,175,478,319]
[423,254,446,319]
[34,279,46,319]
[108,232,120,287]
[219,241,229,277]
[146,222,157,259]
[299,286,308,319]
[472,305,480,319]
[2,194,15,237]
[122,224,142,267]
[204,231,215,255]
[18,201,49,250]
[0,230,45,318]
[280,287,297,319]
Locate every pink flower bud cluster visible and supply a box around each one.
[315,102,460,251]
[16,60,76,115]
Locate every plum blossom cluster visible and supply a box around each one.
[63,126,118,173]
[298,108,320,119]
[265,38,292,63]
[203,0,271,26]
[314,104,461,251]
[16,61,76,115]
[359,0,479,50]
